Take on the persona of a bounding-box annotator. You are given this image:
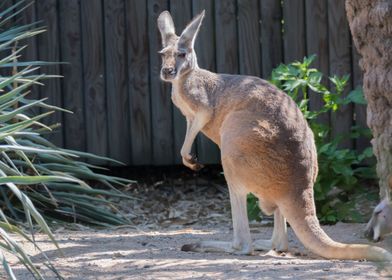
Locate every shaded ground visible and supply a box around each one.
[3,168,392,279]
[7,224,392,279]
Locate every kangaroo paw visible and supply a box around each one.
[182,154,204,171]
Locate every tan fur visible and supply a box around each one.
[157,10,392,262]
[366,176,392,241]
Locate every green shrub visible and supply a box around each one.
[247,55,375,223]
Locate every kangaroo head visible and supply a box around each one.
[366,199,392,241]
[157,10,205,82]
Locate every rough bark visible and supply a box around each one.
[346,0,392,200]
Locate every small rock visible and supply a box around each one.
[112,252,125,258]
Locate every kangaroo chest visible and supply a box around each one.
[171,84,196,118]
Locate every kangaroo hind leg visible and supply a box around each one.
[181,179,253,255]
[254,208,288,252]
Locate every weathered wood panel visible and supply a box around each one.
[260,0,283,78]
[0,0,15,78]
[103,0,131,164]
[305,0,330,125]
[215,0,239,74]
[192,1,221,164]
[283,0,305,63]
[58,0,86,152]
[328,0,353,148]
[18,1,40,110]
[80,0,108,157]
[125,0,152,165]
[170,0,192,164]
[36,0,63,146]
[148,0,174,165]
[0,0,13,11]
[4,0,368,165]
[238,0,261,76]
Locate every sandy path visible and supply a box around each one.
[5,223,391,280]
[3,174,391,279]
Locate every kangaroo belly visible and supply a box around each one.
[220,109,317,200]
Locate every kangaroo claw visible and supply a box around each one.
[183,154,204,171]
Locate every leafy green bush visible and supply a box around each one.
[247,55,375,223]
[0,2,133,279]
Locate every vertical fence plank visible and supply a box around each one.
[58,0,85,152]
[328,0,353,148]
[260,0,283,78]
[352,45,369,151]
[148,0,174,165]
[126,0,152,165]
[80,0,108,157]
[0,1,13,12]
[170,0,192,164]
[0,0,15,42]
[36,0,63,146]
[192,1,220,164]
[305,0,330,125]
[214,0,237,166]
[283,0,305,63]
[0,0,15,78]
[215,0,239,74]
[18,2,39,107]
[238,0,261,76]
[103,0,130,164]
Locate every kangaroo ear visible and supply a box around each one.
[157,11,176,47]
[178,10,205,50]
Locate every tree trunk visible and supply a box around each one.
[346,0,392,200]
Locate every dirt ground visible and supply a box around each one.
[6,223,392,280]
[3,169,392,279]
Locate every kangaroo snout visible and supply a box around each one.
[161,67,176,80]
[162,67,176,75]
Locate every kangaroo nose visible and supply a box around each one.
[163,67,175,75]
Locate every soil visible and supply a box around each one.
[3,168,392,279]
[7,224,392,280]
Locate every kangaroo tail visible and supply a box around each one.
[278,193,392,262]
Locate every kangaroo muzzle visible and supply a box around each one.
[161,67,177,80]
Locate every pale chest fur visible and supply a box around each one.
[171,79,219,144]
[171,82,196,118]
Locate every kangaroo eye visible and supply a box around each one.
[177,52,186,58]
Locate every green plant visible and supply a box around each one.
[247,55,375,224]
[0,2,133,279]
[247,192,262,222]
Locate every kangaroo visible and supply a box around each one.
[366,176,392,242]
[157,10,392,262]
[366,199,392,242]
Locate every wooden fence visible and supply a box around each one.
[2,0,368,165]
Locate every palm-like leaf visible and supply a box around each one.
[0,1,134,279]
